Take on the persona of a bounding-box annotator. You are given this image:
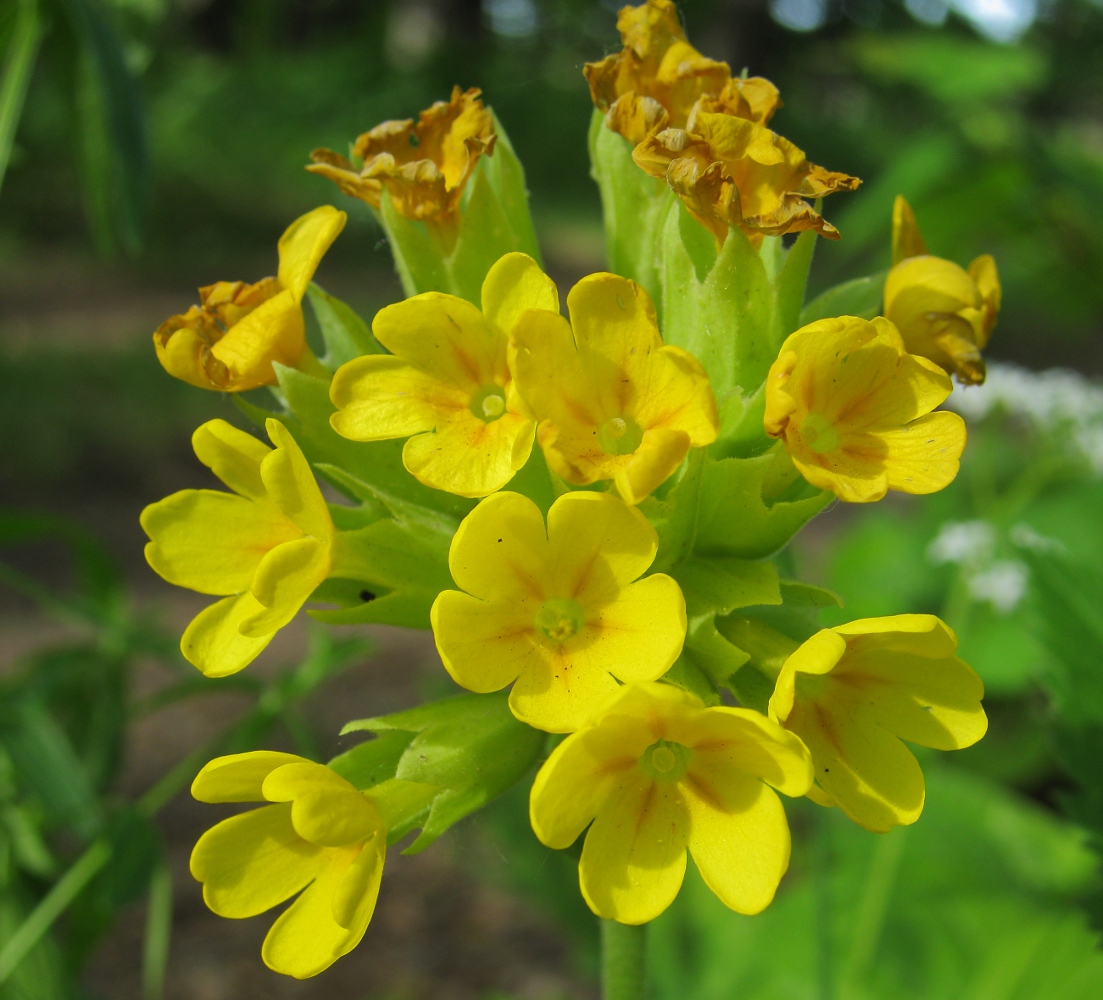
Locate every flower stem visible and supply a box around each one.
[601,920,647,1000]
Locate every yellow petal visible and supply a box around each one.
[154,317,220,390]
[261,848,365,979]
[613,427,692,504]
[191,419,271,501]
[770,629,847,723]
[684,773,790,914]
[879,410,966,495]
[276,205,346,302]
[582,574,687,683]
[330,355,465,442]
[192,751,309,803]
[372,292,499,390]
[834,613,957,653]
[209,289,305,391]
[401,410,534,498]
[181,592,275,677]
[481,252,559,336]
[676,707,814,798]
[431,589,536,693]
[508,643,625,733]
[261,419,333,540]
[579,772,689,924]
[566,272,661,389]
[262,762,383,847]
[141,490,299,595]
[331,832,385,930]
[545,492,659,602]
[529,717,650,849]
[632,345,719,447]
[787,694,925,832]
[190,803,322,918]
[446,491,549,602]
[240,535,329,638]
[891,195,928,265]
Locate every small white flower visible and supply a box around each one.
[927,520,997,567]
[967,559,1029,614]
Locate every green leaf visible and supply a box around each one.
[483,110,541,263]
[0,0,44,199]
[739,580,844,642]
[776,229,817,337]
[671,556,780,619]
[63,0,149,256]
[800,271,887,326]
[378,188,448,298]
[328,730,414,789]
[342,692,545,853]
[680,616,750,690]
[661,201,781,405]
[588,108,671,308]
[307,284,381,369]
[447,165,519,305]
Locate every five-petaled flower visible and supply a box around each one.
[510,271,719,505]
[308,86,495,231]
[633,109,860,248]
[190,752,386,979]
[431,491,687,733]
[329,253,555,498]
[884,195,1001,386]
[141,418,334,676]
[764,315,967,503]
[768,615,987,832]
[530,682,813,924]
[153,206,344,392]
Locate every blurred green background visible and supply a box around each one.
[1,1,1102,998]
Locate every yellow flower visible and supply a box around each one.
[530,682,812,924]
[633,109,860,247]
[329,253,555,498]
[884,196,1001,386]
[763,315,966,503]
[153,206,345,392]
[141,418,334,677]
[510,272,719,505]
[190,752,386,979]
[768,615,987,832]
[307,87,495,226]
[584,0,733,145]
[431,491,687,733]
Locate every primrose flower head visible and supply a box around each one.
[764,315,967,503]
[530,682,813,924]
[431,491,687,732]
[584,0,736,145]
[633,110,860,248]
[153,206,345,392]
[140,418,334,677]
[768,615,987,832]
[329,253,555,498]
[308,86,495,227]
[884,197,1001,386]
[190,752,386,979]
[510,272,719,505]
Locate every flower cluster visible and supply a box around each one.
[142,0,998,979]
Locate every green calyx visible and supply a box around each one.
[638,739,692,782]
[598,415,643,456]
[535,597,585,642]
[469,384,508,423]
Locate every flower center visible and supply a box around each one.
[639,739,691,782]
[798,411,841,455]
[597,415,643,456]
[469,385,508,423]
[534,598,584,642]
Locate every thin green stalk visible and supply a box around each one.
[601,920,647,1000]
[813,810,835,1000]
[0,0,44,197]
[0,839,111,985]
[142,862,173,1000]
[843,827,907,991]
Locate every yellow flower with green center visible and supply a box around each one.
[768,615,988,832]
[190,752,386,979]
[510,272,719,505]
[529,682,813,924]
[430,491,687,733]
[153,206,345,392]
[884,195,1001,386]
[763,315,966,503]
[141,418,333,677]
[329,253,556,498]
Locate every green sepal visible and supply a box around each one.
[739,580,844,642]
[588,108,672,308]
[307,283,382,369]
[378,189,449,300]
[340,692,545,853]
[484,111,542,262]
[672,556,780,620]
[800,271,887,327]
